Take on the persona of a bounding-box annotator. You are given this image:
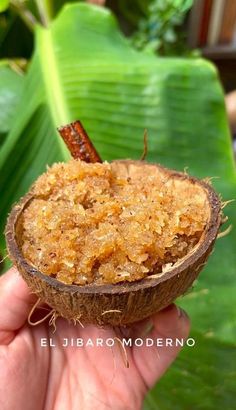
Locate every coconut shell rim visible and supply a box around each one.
[5,160,222,296]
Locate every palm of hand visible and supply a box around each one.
[0,269,190,410]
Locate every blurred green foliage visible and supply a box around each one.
[0,0,194,59]
[0,60,24,142]
[0,0,9,13]
[131,0,195,55]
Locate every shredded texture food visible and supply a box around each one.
[20,160,209,285]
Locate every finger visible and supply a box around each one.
[0,267,36,344]
[131,304,190,389]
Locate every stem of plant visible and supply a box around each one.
[35,0,53,27]
[10,0,37,32]
[140,129,148,161]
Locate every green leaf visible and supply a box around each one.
[0,4,235,408]
[0,0,9,13]
[0,61,24,135]
[145,331,236,410]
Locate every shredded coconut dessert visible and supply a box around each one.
[20,159,210,285]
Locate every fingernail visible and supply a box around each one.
[141,320,154,336]
[130,319,154,338]
[177,306,188,319]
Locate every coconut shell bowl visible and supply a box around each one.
[5,121,223,326]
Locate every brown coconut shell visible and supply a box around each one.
[5,160,222,326]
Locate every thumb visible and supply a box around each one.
[0,267,37,344]
[131,304,190,389]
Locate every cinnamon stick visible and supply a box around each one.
[58,120,102,163]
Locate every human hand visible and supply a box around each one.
[0,268,190,410]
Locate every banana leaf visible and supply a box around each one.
[0,61,24,136]
[0,4,235,408]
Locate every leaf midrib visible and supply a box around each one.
[36,25,70,157]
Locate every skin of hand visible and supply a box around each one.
[0,268,190,410]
